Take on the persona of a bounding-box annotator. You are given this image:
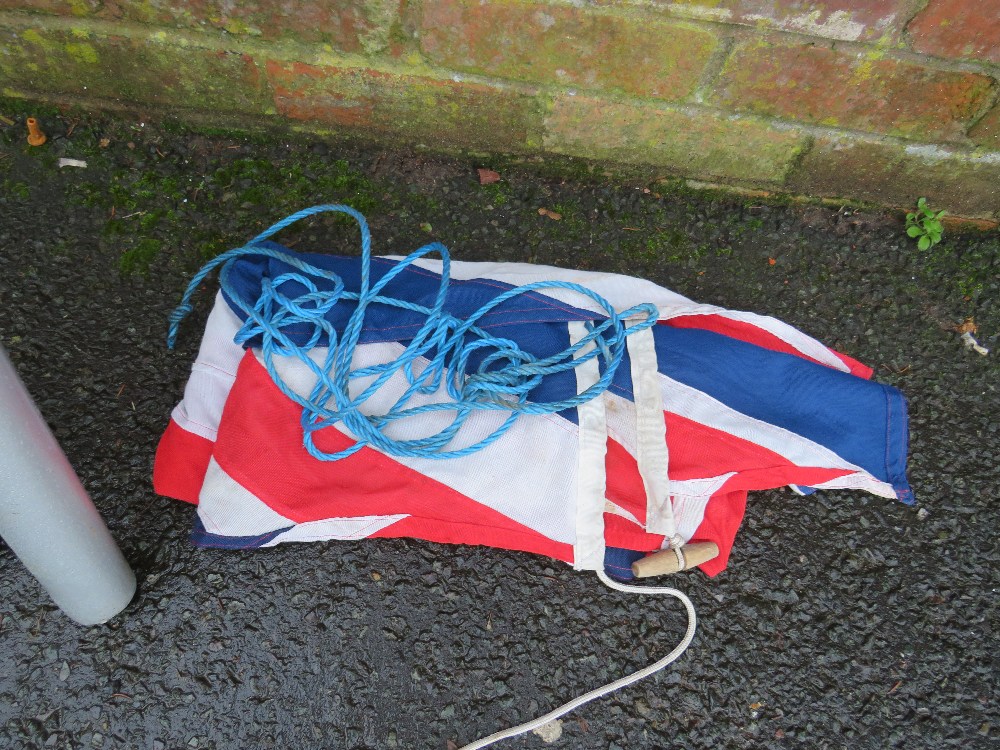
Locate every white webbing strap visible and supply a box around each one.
[626,322,677,540]
[568,321,608,571]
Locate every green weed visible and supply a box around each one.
[906,197,945,251]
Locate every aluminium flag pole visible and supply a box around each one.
[0,344,135,625]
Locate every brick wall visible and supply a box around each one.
[0,0,997,217]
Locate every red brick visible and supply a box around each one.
[543,95,806,184]
[418,0,717,101]
[970,105,1000,150]
[908,0,1000,64]
[97,1,401,54]
[265,60,542,151]
[629,0,917,42]
[712,39,996,141]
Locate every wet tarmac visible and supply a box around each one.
[1,106,998,750]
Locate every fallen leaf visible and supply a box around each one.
[576,716,590,733]
[538,208,562,221]
[477,168,501,185]
[750,702,763,710]
[99,138,110,148]
[767,258,776,266]
[370,572,381,581]
[127,141,135,150]
[956,317,977,334]
[447,741,458,750]
[419,222,432,233]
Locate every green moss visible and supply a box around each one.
[120,238,163,274]
[65,42,99,66]
[479,180,512,207]
[3,181,31,199]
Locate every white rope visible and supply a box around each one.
[457,571,697,750]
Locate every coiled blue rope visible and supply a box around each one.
[168,205,658,461]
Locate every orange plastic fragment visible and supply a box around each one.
[26,117,46,147]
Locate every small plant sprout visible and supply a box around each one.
[906,197,945,250]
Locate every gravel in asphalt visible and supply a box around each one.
[1,103,998,750]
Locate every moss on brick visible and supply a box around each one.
[788,136,1000,219]
[0,26,270,113]
[970,105,1000,150]
[0,1,101,16]
[92,0,402,54]
[646,0,915,42]
[418,0,718,101]
[266,60,544,152]
[712,38,996,142]
[543,95,806,185]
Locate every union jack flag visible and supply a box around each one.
[155,247,912,578]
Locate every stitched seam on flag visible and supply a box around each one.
[191,361,239,377]
[377,517,570,541]
[670,308,847,371]
[172,405,219,438]
[273,516,407,542]
[378,258,589,317]
[197,505,282,546]
[605,562,633,572]
[343,315,594,335]
[175,414,220,434]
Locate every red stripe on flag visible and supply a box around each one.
[153,418,213,505]
[212,352,573,562]
[691,490,748,577]
[604,415,853,575]
[662,315,873,378]
[606,412,854,523]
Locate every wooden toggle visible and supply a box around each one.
[631,541,720,578]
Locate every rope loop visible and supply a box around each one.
[168,205,659,461]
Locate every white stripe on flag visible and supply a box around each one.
[264,345,581,546]
[199,456,294,536]
[170,292,245,441]
[263,515,408,546]
[658,373,898,499]
[200,456,408,545]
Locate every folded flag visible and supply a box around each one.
[155,206,913,580]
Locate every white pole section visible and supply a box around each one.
[0,344,136,625]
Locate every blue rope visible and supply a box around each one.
[168,205,658,461]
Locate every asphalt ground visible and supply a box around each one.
[1,105,998,750]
